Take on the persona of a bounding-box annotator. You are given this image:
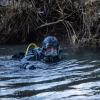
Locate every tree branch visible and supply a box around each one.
[36,19,64,30]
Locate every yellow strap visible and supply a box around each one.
[25,43,38,56]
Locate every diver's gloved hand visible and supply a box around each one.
[21,55,36,62]
[25,63,36,70]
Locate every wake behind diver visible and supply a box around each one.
[12,36,62,69]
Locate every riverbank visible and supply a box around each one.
[0,0,100,47]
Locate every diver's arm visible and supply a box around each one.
[12,52,25,60]
[12,47,43,60]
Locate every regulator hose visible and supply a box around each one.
[25,43,38,56]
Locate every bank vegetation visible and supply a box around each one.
[0,0,100,47]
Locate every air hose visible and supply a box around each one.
[25,43,38,56]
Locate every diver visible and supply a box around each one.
[12,36,62,64]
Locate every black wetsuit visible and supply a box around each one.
[12,36,61,69]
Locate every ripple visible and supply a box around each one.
[0,49,100,100]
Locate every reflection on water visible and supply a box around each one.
[0,46,100,100]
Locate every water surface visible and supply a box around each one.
[0,46,100,100]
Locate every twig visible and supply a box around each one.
[36,19,64,30]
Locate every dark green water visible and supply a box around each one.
[0,46,100,100]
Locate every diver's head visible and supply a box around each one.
[42,36,60,57]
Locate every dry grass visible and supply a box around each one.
[0,0,100,46]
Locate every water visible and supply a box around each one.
[0,46,100,100]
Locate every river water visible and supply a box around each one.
[0,46,100,100]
